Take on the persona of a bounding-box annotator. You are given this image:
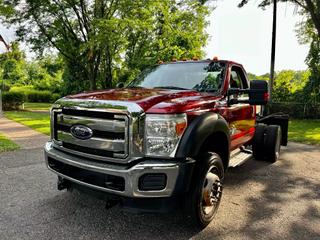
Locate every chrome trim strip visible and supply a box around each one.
[54,98,144,114]
[50,108,61,140]
[57,114,126,133]
[57,131,125,153]
[52,142,131,162]
[45,141,181,198]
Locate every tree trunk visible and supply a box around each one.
[88,62,97,90]
[105,59,113,88]
[89,73,97,90]
[105,46,113,88]
[304,0,320,36]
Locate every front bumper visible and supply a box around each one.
[44,141,194,198]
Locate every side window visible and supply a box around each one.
[230,66,249,99]
[230,70,243,89]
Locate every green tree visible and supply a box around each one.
[247,72,269,81]
[249,70,311,102]
[296,7,320,104]
[120,1,209,83]
[0,42,27,87]
[0,42,64,93]
[0,0,211,93]
[304,36,320,104]
[25,57,63,93]
[272,70,310,102]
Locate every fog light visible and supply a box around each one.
[138,174,167,191]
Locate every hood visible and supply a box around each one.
[66,88,221,113]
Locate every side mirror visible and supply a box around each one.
[248,80,269,105]
[227,80,269,105]
[116,82,125,88]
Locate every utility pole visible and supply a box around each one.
[269,0,277,102]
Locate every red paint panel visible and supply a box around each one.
[66,88,222,113]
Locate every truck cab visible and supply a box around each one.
[44,59,285,228]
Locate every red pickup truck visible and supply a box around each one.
[45,59,287,228]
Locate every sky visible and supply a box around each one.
[204,0,309,75]
[0,0,309,75]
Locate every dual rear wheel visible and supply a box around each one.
[252,124,282,163]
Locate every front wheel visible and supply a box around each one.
[184,152,224,228]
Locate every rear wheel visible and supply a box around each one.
[252,124,266,160]
[264,125,282,163]
[184,152,224,228]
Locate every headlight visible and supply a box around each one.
[145,114,187,157]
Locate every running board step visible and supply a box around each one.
[229,149,253,167]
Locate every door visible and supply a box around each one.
[227,65,256,150]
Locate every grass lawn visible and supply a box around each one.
[288,119,320,145]
[0,133,20,152]
[23,102,52,111]
[4,111,50,136]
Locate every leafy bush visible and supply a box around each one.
[269,102,320,119]
[2,91,26,110]
[10,85,35,93]
[10,86,58,103]
[51,93,61,102]
[26,90,53,103]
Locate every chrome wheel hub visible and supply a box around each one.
[201,169,223,216]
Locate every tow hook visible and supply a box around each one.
[57,176,69,190]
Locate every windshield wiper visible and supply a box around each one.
[196,88,218,93]
[153,86,189,90]
[126,86,146,89]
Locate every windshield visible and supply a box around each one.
[127,61,226,93]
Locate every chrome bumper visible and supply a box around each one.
[44,141,187,198]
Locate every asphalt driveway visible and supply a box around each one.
[0,142,319,240]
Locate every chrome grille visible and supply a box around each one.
[52,108,129,161]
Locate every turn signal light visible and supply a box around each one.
[175,121,187,136]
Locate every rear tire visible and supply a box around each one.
[184,152,224,229]
[252,124,266,160]
[264,125,282,163]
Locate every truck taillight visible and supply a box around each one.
[264,92,269,101]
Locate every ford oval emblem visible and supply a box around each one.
[70,125,93,140]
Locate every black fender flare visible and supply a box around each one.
[175,112,230,161]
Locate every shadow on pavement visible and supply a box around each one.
[42,143,319,239]
[4,143,318,240]
[219,144,320,240]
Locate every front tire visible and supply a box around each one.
[184,152,224,228]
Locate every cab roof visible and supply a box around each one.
[160,59,243,67]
